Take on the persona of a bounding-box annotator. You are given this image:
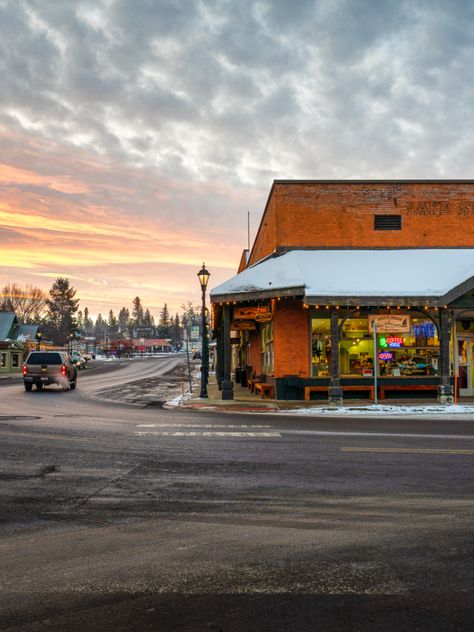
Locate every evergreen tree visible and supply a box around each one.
[118,307,131,338]
[157,303,171,337]
[76,310,84,331]
[83,306,94,333]
[171,313,182,350]
[132,297,144,328]
[44,277,79,345]
[107,310,119,337]
[94,313,107,336]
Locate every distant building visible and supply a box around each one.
[211,180,474,403]
[0,311,39,373]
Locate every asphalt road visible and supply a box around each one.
[1,358,474,631]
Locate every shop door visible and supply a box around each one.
[458,339,474,397]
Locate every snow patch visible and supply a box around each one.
[289,404,474,417]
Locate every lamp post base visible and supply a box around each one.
[221,379,234,400]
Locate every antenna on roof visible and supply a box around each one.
[247,211,250,251]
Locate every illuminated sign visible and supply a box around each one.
[369,314,411,333]
[380,336,404,348]
[387,336,403,348]
[233,306,270,320]
[379,351,394,361]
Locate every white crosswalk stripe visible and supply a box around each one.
[134,431,281,437]
[134,423,281,438]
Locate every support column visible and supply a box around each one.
[328,308,343,406]
[438,308,454,404]
[216,325,224,390]
[221,304,234,400]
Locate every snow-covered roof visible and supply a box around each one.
[210,249,474,302]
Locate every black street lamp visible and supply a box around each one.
[35,331,42,351]
[68,332,74,354]
[197,263,210,398]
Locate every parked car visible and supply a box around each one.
[70,351,87,369]
[22,351,77,391]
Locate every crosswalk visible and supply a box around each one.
[134,423,281,438]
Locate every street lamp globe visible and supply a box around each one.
[197,263,210,291]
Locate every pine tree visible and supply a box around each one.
[171,313,182,350]
[44,277,79,345]
[157,303,171,337]
[107,310,119,337]
[118,307,130,338]
[83,306,94,333]
[132,297,144,327]
[94,313,107,336]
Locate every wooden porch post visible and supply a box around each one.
[222,304,234,400]
[329,308,343,406]
[438,308,454,403]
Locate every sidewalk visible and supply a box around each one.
[178,374,474,418]
[0,371,22,382]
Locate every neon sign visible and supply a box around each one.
[379,351,394,361]
[386,336,403,348]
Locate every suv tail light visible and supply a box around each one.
[61,364,67,376]
[22,364,28,376]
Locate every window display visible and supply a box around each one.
[311,312,440,378]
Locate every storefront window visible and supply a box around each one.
[1,353,6,368]
[340,313,440,377]
[12,353,19,368]
[261,322,274,374]
[311,318,330,377]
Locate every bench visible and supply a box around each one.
[254,383,274,399]
[379,384,438,399]
[304,385,375,401]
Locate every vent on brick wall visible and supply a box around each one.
[374,214,402,230]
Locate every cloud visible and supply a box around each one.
[1,0,474,314]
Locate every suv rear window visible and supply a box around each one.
[26,352,63,365]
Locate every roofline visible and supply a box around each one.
[273,179,474,184]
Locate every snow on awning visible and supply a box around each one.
[210,249,474,304]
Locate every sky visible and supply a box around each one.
[1,0,474,319]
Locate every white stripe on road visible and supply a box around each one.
[135,424,273,429]
[134,431,281,438]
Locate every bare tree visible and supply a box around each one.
[1,283,48,323]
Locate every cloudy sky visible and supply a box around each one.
[1,0,473,317]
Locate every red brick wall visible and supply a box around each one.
[248,181,474,265]
[247,329,261,375]
[273,299,310,378]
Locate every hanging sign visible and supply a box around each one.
[231,320,257,331]
[233,306,270,320]
[368,314,410,333]
[255,312,272,322]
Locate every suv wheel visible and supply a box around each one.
[24,382,33,392]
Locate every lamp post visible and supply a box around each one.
[35,331,42,351]
[68,332,74,354]
[197,263,210,398]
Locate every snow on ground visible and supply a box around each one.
[289,404,474,417]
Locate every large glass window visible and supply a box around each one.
[0,353,6,368]
[340,313,440,377]
[261,322,274,374]
[12,353,19,368]
[311,318,331,377]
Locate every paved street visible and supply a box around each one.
[1,358,474,631]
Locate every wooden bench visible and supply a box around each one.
[304,385,328,400]
[254,383,274,399]
[304,385,375,401]
[379,384,438,399]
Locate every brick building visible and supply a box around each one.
[211,180,474,403]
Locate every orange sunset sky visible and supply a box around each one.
[1,1,471,319]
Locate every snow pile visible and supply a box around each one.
[290,404,474,417]
[166,392,192,407]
